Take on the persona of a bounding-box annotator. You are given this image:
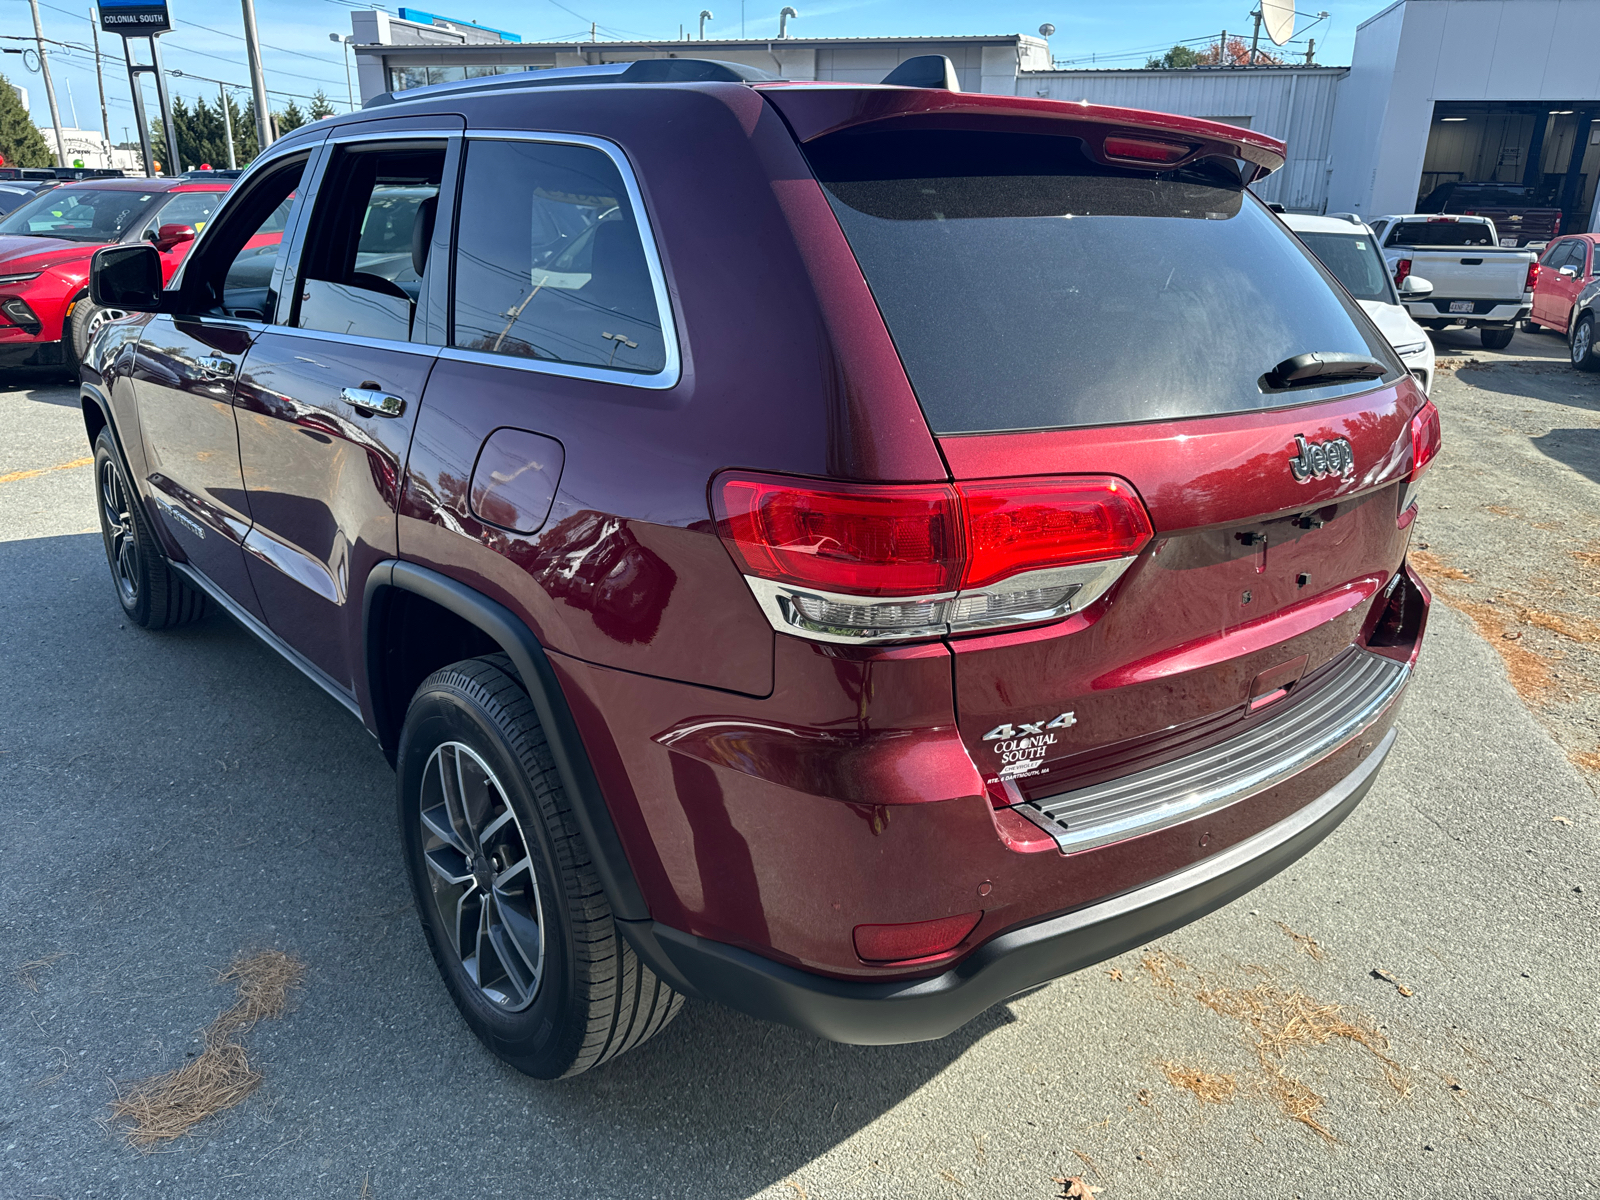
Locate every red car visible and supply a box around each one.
[84,58,1435,1078]
[1528,233,1600,336]
[0,177,232,373]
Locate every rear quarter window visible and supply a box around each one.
[804,129,1399,434]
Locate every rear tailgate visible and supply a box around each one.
[1398,249,1532,302]
[775,94,1428,805]
[940,388,1414,803]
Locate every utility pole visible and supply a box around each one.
[219,82,235,169]
[27,0,68,167]
[90,9,112,153]
[1219,29,1227,65]
[1305,37,1315,64]
[241,0,273,151]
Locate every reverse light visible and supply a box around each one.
[1402,399,1442,514]
[1393,258,1412,286]
[1524,261,1540,293]
[853,912,980,964]
[714,472,1153,643]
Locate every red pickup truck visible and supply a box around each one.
[0,177,234,374]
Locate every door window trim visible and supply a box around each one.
[269,132,459,354]
[440,130,682,391]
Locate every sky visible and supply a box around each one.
[4,0,1388,140]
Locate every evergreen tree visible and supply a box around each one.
[308,89,336,120]
[276,101,307,135]
[0,72,54,169]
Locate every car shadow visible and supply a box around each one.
[0,531,1014,1199]
[1531,427,1600,485]
[0,368,80,404]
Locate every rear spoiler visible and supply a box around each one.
[755,85,1287,181]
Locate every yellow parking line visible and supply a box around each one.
[0,455,93,485]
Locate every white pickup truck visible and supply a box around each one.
[1369,214,1538,349]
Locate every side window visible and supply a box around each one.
[185,159,306,322]
[1541,240,1570,267]
[1370,220,1387,242]
[140,190,224,240]
[450,138,666,375]
[293,142,446,341]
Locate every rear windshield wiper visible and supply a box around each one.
[1261,352,1389,392]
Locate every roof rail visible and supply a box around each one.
[1326,212,1364,225]
[365,57,778,108]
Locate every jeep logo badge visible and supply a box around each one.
[1288,434,1354,483]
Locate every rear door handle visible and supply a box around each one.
[341,386,406,418]
[196,355,236,379]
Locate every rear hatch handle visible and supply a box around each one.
[1260,352,1389,392]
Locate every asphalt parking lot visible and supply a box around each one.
[1,330,1596,1199]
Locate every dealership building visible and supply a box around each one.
[349,0,1600,229]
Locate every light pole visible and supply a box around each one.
[329,33,354,111]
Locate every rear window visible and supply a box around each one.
[1297,231,1395,304]
[805,130,1397,434]
[1387,221,1496,247]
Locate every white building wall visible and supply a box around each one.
[1328,0,1600,219]
[1020,68,1346,211]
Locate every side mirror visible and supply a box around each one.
[1399,275,1434,301]
[1559,266,1578,278]
[154,223,197,253]
[90,243,165,311]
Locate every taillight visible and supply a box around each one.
[1402,400,1442,514]
[714,477,959,596]
[714,472,1153,643]
[1525,261,1540,293]
[1553,213,1562,236]
[1393,258,1412,286]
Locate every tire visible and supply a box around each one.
[397,655,682,1079]
[1572,314,1600,372]
[1523,318,1545,334]
[92,427,208,629]
[1480,326,1515,350]
[67,296,125,375]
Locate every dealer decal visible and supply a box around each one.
[982,712,1075,780]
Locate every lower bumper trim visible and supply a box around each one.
[622,725,1395,1045]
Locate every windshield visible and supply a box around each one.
[0,187,161,241]
[807,129,1398,434]
[1387,221,1495,247]
[1297,231,1396,304]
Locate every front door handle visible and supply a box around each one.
[196,355,236,379]
[341,386,406,418]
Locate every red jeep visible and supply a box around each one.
[83,59,1436,1078]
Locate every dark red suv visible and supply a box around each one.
[82,58,1436,1079]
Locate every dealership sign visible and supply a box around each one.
[98,0,171,35]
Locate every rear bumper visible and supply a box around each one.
[1406,299,1529,326]
[622,724,1395,1044]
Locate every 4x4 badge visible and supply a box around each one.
[982,712,1076,741]
[1288,434,1355,483]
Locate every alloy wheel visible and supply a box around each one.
[99,457,139,606]
[1574,320,1592,366]
[418,741,546,1011]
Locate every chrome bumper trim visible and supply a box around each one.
[1017,649,1409,854]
